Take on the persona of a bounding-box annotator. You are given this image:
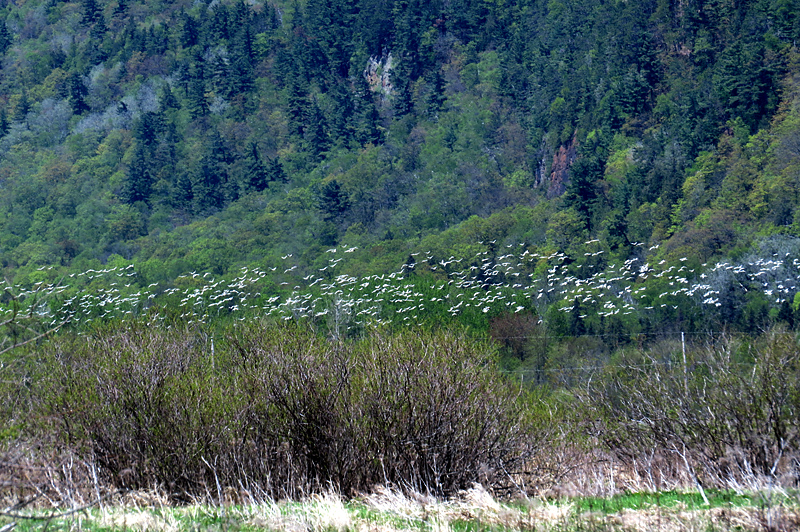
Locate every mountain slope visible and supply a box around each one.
[0,0,798,308]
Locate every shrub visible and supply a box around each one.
[33,322,536,500]
[582,329,800,489]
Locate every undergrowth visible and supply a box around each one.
[1,486,799,532]
[2,321,565,501]
[2,321,800,529]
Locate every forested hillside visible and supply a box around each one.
[1,0,800,339]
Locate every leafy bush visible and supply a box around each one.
[32,322,539,499]
[583,330,800,490]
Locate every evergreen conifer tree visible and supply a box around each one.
[229,27,254,95]
[351,76,381,145]
[180,11,199,48]
[175,171,194,212]
[0,108,8,137]
[81,0,103,26]
[245,143,270,192]
[304,102,329,158]
[193,158,224,213]
[286,78,310,137]
[121,144,153,204]
[317,180,350,222]
[12,91,29,123]
[67,74,90,115]
[114,0,128,18]
[0,19,11,56]
[159,84,179,111]
[267,157,286,182]
[187,74,209,119]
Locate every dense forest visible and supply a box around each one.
[1,0,800,344]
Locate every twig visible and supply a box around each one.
[2,493,43,513]
[499,461,529,501]
[0,318,70,357]
[0,462,62,472]
[0,490,122,520]
[675,445,709,506]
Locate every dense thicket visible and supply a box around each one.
[2,321,799,501]
[12,323,545,499]
[581,329,800,491]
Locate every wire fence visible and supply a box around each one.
[492,329,799,376]
[490,330,800,340]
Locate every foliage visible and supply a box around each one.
[7,0,800,519]
[582,329,800,490]
[27,322,541,499]
[0,0,796,313]
[2,7,800,502]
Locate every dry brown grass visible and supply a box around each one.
[594,504,800,532]
[2,482,800,531]
[361,484,572,531]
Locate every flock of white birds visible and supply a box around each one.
[2,239,799,337]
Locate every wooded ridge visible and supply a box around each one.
[0,0,799,338]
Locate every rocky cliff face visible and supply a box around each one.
[364,53,394,103]
[535,135,578,198]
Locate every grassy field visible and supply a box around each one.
[2,485,799,532]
